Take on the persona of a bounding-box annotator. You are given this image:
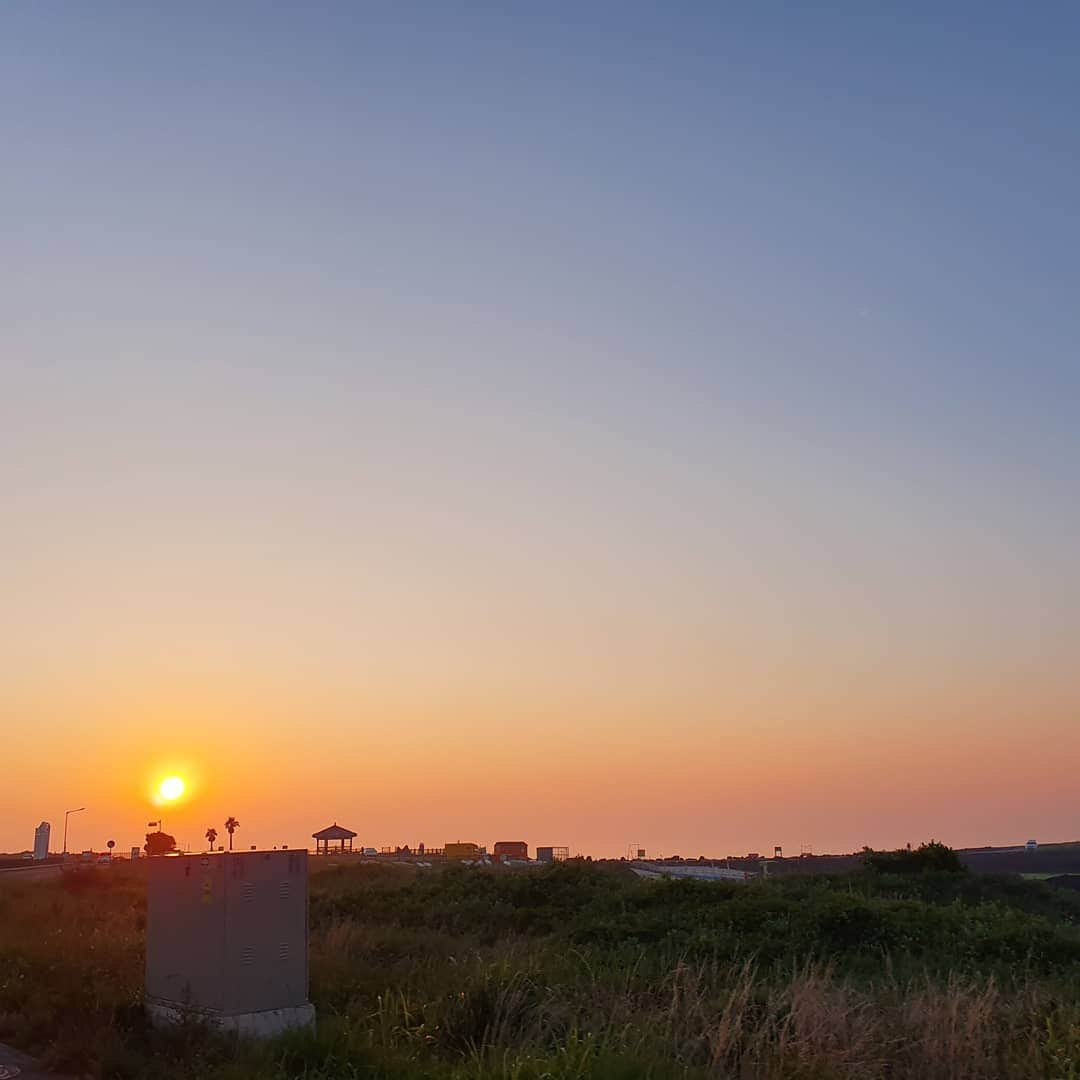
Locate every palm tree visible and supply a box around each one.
[205,827,218,851]
[224,816,239,850]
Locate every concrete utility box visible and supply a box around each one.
[145,849,314,1035]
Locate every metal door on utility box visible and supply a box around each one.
[145,855,228,1012]
[222,850,308,1015]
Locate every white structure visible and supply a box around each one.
[33,821,51,860]
[145,849,314,1036]
[630,862,751,883]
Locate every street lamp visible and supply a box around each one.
[63,806,86,856]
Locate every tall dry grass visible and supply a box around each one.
[327,935,1080,1078]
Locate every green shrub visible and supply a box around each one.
[863,840,965,875]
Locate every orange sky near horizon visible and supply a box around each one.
[5,421,1078,856]
[5,654,1078,857]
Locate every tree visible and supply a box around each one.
[144,831,177,857]
[205,827,218,851]
[224,816,239,850]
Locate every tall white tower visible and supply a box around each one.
[34,821,51,860]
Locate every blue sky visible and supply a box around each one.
[2,5,1078,854]
[6,5,1077,440]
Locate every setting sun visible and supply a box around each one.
[158,776,185,802]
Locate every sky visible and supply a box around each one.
[2,4,1078,858]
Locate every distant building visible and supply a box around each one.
[493,841,528,860]
[445,842,481,860]
[537,846,569,862]
[33,821,50,860]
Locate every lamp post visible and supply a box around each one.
[63,806,86,856]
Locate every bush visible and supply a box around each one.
[863,840,965,875]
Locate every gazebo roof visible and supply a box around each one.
[312,822,357,840]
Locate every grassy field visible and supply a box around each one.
[3,858,1080,1078]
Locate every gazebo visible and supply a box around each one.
[312,822,357,855]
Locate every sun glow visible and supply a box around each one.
[158,775,185,802]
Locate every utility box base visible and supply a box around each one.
[146,998,315,1037]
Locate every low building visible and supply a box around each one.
[536,846,569,862]
[445,842,480,860]
[493,841,528,860]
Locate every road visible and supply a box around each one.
[0,864,62,884]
